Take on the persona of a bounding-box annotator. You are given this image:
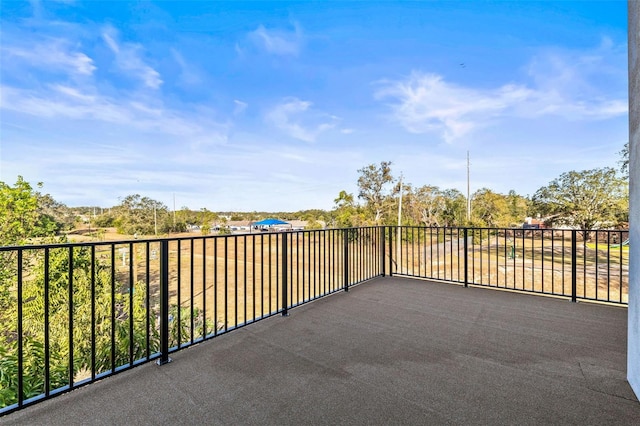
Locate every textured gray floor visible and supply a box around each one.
[3,277,638,425]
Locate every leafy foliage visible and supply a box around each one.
[357,161,395,224]
[532,167,628,236]
[0,177,59,246]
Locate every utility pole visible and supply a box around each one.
[467,151,471,222]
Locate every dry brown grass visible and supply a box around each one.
[68,227,630,332]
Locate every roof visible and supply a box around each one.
[252,218,289,226]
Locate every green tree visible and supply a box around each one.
[36,193,76,232]
[506,190,530,227]
[408,185,446,227]
[471,188,510,227]
[0,177,59,246]
[113,194,169,235]
[0,178,61,332]
[441,189,467,227]
[331,190,364,228]
[357,161,395,224]
[532,167,628,238]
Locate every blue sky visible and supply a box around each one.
[0,1,628,211]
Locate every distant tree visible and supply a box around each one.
[471,188,511,227]
[532,167,628,239]
[408,185,446,227]
[199,208,218,231]
[440,189,467,227]
[35,193,76,232]
[357,161,395,224]
[506,190,530,227]
[331,190,361,228]
[619,142,629,177]
[93,211,116,228]
[113,194,169,235]
[305,219,324,230]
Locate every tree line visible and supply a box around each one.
[0,143,629,245]
[331,160,627,233]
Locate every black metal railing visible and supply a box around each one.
[0,225,628,415]
[0,227,381,415]
[384,226,629,304]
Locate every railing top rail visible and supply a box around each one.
[0,225,628,251]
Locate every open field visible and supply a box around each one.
[394,228,628,303]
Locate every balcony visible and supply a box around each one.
[1,226,638,423]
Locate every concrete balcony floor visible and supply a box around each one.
[3,277,639,425]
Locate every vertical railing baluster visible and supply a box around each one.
[44,248,50,396]
[129,242,135,362]
[91,245,96,378]
[244,235,247,325]
[389,226,394,277]
[620,230,624,303]
[17,249,23,406]
[282,232,289,316]
[571,230,577,303]
[145,242,150,360]
[190,239,194,344]
[158,240,171,365]
[68,247,74,388]
[253,234,256,320]
[110,244,115,373]
[380,226,385,277]
[551,231,555,295]
[176,240,181,348]
[205,239,210,337]
[260,234,264,318]
[268,235,272,315]
[606,231,611,302]
[344,229,350,291]
[234,235,238,328]
[225,237,229,330]
[464,228,469,288]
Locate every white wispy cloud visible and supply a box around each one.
[375,40,627,142]
[233,100,248,115]
[102,25,163,89]
[1,83,229,146]
[1,39,96,77]
[375,73,532,142]
[265,97,338,142]
[171,48,201,86]
[248,22,303,56]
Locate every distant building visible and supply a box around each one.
[523,217,546,229]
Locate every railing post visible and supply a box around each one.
[571,230,577,303]
[157,240,171,365]
[281,232,289,316]
[463,228,469,288]
[380,226,386,277]
[17,249,23,406]
[388,226,394,277]
[343,229,349,291]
